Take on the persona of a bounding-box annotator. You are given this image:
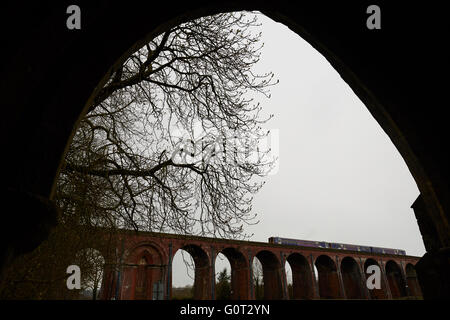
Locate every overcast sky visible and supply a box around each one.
[172,12,425,287]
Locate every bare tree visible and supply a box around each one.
[75,248,105,300]
[0,11,277,300]
[57,11,278,240]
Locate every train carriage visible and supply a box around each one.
[269,237,406,255]
[358,246,372,253]
[269,237,328,248]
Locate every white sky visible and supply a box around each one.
[171,12,425,287]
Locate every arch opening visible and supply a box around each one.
[55,8,428,300]
[363,258,386,299]
[405,263,422,299]
[214,252,231,300]
[171,248,195,300]
[75,248,105,300]
[252,256,264,300]
[219,248,249,300]
[315,255,341,299]
[286,253,314,300]
[385,260,407,299]
[254,250,283,300]
[55,7,432,260]
[340,257,364,299]
[175,245,211,300]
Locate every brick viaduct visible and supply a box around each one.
[97,231,422,300]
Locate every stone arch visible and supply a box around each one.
[219,247,250,300]
[62,5,446,255]
[174,244,211,300]
[69,240,113,300]
[254,250,283,299]
[214,252,232,300]
[120,243,166,300]
[385,260,407,299]
[363,258,386,299]
[133,250,154,299]
[286,253,314,299]
[125,242,166,265]
[340,257,364,299]
[405,263,422,298]
[315,255,340,299]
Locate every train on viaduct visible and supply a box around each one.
[96,230,422,300]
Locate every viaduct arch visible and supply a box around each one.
[341,257,365,299]
[220,247,250,300]
[315,255,341,299]
[97,230,421,300]
[364,258,387,299]
[385,260,408,299]
[286,253,314,299]
[0,2,448,298]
